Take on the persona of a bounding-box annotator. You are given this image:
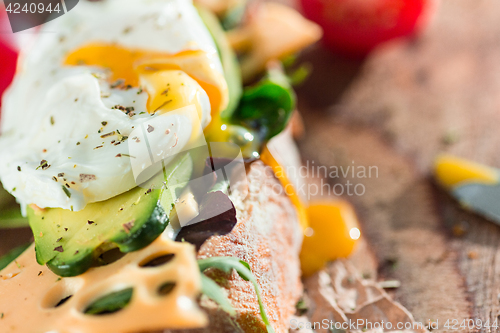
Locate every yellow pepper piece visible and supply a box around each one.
[261,147,309,231]
[434,154,498,189]
[300,201,360,277]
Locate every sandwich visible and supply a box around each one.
[0,0,323,332]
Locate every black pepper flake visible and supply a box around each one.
[76,142,81,146]
[36,160,50,170]
[88,220,94,225]
[161,88,170,95]
[94,145,103,150]
[52,176,58,182]
[65,183,70,188]
[54,246,64,253]
[153,99,172,113]
[145,188,152,194]
[58,173,64,177]
[147,125,154,133]
[100,131,116,138]
[110,79,125,89]
[38,271,43,276]
[74,98,78,102]
[64,228,68,231]
[56,237,62,242]
[17,166,21,172]
[62,185,71,198]
[101,121,108,126]
[123,220,135,233]
[80,174,96,183]
[75,250,79,255]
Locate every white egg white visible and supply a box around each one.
[0,0,220,212]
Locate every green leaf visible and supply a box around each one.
[84,288,133,315]
[200,274,236,315]
[0,207,29,229]
[288,64,311,87]
[0,183,27,229]
[197,6,243,120]
[220,0,248,30]
[0,243,31,271]
[234,67,296,141]
[198,257,275,333]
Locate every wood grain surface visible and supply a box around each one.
[295,0,500,331]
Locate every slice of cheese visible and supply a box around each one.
[0,234,207,333]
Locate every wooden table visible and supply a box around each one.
[296,0,500,331]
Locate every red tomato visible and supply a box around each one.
[300,0,435,57]
[0,7,18,111]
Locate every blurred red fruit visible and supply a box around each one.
[300,0,436,57]
[0,7,18,111]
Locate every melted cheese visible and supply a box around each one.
[0,234,206,333]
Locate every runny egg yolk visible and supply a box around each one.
[64,43,228,117]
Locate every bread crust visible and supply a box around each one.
[164,161,303,333]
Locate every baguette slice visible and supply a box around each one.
[165,160,304,333]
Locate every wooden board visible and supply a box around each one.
[295,0,500,330]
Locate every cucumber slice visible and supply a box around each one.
[28,154,193,277]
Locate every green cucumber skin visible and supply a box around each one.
[44,201,168,278]
[47,248,94,277]
[112,203,168,252]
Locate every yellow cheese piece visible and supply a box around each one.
[0,235,207,333]
[434,154,499,189]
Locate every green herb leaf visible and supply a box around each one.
[0,207,29,229]
[233,67,296,141]
[198,257,275,333]
[200,274,236,315]
[84,288,133,315]
[288,63,311,86]
[0,183,27,229]
[62,185,71,198]
[220,0,248,30]
[0,243,31,271]
[197,6,242,120]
